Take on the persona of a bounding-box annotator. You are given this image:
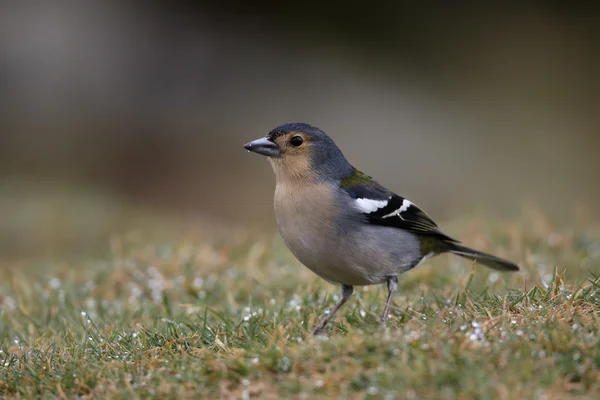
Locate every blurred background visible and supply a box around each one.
[1,0,599,259]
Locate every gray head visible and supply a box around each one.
[244,123,353,183]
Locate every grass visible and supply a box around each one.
[1,206,599,399]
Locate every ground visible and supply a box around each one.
[1,205,599,399]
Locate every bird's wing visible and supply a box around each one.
[341,170,459,243]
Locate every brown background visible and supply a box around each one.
[1,1,599,256]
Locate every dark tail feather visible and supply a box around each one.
[448,243,519,272]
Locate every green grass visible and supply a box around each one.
[1,210,599,399]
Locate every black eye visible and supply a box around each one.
[290,135,304,147]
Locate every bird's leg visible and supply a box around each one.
[313,285,353,335]
[380,276,398,323]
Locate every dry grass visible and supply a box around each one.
[1,203,599,399]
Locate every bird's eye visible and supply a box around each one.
[290,135,304,147]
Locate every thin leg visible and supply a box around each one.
[313,285,353,335]
[380,276,398,323]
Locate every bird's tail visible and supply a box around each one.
[446,243,519,272]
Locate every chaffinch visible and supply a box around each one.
[244,123,519,335]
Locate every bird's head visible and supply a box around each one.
[244,123,352,183]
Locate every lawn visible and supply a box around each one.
[1,206,599,399]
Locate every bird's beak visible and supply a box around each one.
[244,137,281,157]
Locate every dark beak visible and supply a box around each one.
[243,137,281,157]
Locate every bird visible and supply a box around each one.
[244,123,519,335]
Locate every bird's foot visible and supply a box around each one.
[379,309,390,325]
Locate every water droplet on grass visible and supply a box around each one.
[367,386,378,395]
[3,297,16,311]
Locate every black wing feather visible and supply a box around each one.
[343,178,458,243]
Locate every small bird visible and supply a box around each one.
[244,123,519,335]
